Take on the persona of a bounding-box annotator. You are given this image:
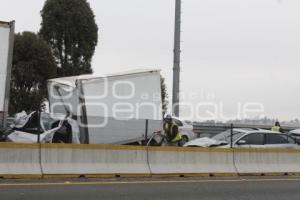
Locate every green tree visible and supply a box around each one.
[40,0,98,76]
[161,75,168,112]
[9,32,57,114]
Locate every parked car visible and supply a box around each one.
[0,111,80,143]
[288,129,300,144]
[184,128,299,148]
[172,117,197,143]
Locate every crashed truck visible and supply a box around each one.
[47,69,163,144]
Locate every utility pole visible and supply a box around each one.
[172,0,181,117]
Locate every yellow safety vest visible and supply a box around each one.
[271,126,281,132]
[164,123,182,143]
[172,132,182,143]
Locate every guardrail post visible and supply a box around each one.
[144,119,149,145]
[230,123,233,148]
[37,111,41,143]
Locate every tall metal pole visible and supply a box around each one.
[172,0,181,117]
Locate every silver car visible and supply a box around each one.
[184,128,299,148]
[288,129,300,144]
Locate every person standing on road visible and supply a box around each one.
[271,121,283,133]
[163,114,182,146]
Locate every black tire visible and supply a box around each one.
[179,135,189,146]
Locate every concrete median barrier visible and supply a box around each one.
[40,144,151,178]
[147,147,237,177]
[0,143,42,178]
[234,148,300,175]
[2,143,300,179]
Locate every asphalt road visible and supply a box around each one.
[1,177,300,200]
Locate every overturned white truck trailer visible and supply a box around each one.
[48,69,163,144]
[0,21,14,129]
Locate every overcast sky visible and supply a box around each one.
[1,0,300,121]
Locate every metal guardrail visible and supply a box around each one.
[2,117,300,141]
[193,123,300,138]
[0,117,13,130]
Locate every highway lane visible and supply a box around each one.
[1,178,300,200]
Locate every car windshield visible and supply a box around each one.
[212,130,245,143]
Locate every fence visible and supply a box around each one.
[193,123,300,138]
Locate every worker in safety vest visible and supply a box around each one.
[271,121,282,133]
[163,114,182,145]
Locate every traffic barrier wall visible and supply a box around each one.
[147,146,237,176]
[2,143,300,178]
[40,144,151,177]
[0,143,42,178]
[234,148,300,175]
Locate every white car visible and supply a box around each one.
[2,111,80,144]
[172,117,196,143]
[184,128,299,148]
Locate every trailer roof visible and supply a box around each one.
[0,21,13,28]
[48,69,160,87]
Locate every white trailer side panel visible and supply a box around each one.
[82,71,162,120]
[0,24,10,110]
[0,21,14,128]
[81,71,162,144]
[86,117,162,144]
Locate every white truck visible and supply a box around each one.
[0,21,14,129]
[47,69,163,144]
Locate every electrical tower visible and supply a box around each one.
[172,0,181,117]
